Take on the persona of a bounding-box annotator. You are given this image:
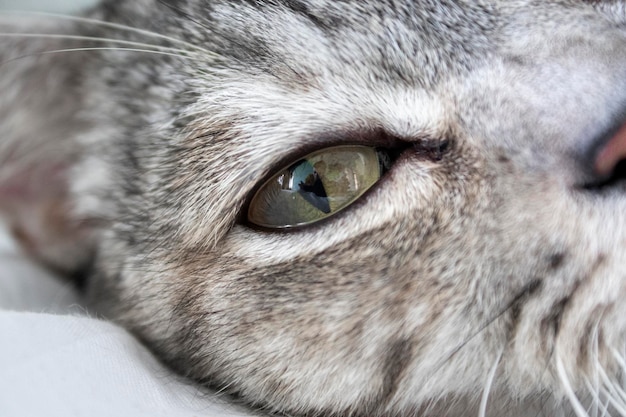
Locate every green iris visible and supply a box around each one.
[248,146,384,228]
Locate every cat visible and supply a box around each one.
[1,0,626,416]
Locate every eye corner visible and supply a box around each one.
[409,137,452,162]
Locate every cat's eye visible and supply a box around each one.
[248,146,389,229]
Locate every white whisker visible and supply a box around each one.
[584,378,612,417]
[610,347,626,373]
[556,354,589,417]
[600,402,612,417]
[590,320,603,417]
[0,33,192,55]
[595,361,626,415]
[478,347,503,417]
[597,351,626,403]
[0,11,218,57]
[615,345,626,402]
[1,47,201,67]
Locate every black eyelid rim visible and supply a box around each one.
[267,128,411,172]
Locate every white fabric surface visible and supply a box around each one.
[0,225,252,417]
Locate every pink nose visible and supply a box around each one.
[595,121,626,178]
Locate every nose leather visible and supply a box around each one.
[595,121,626,178]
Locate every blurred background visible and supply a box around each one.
[0,0,96,12]
[0,0,98,309]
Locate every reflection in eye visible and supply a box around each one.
[291,159,331,214]
[248,146,387,229]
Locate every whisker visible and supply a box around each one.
[0,33,192,55]
[597,348,626,406]
[0,47,201,67]
[423,280,542,386]
[595,361,626,415]
[478,347,503,417]
[556,354,589,417]
[610,347,626,372]
[584,378,612,417]
[589,320,603,417]
[611,348,626,398]
[0,11,218,57]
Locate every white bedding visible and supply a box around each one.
[0,225,252,417]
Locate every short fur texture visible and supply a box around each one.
[2,1,626,416]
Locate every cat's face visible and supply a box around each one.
[3,0,626,415]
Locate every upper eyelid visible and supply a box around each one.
[259,127,444,171]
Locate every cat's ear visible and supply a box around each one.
[0,159,94,276]
[0,20,96,275]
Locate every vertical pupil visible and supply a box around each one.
[247,145,386,228]
[291,159,331,214]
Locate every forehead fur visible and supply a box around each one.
[199,0,498,85]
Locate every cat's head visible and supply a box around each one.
[3,0,626,415]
